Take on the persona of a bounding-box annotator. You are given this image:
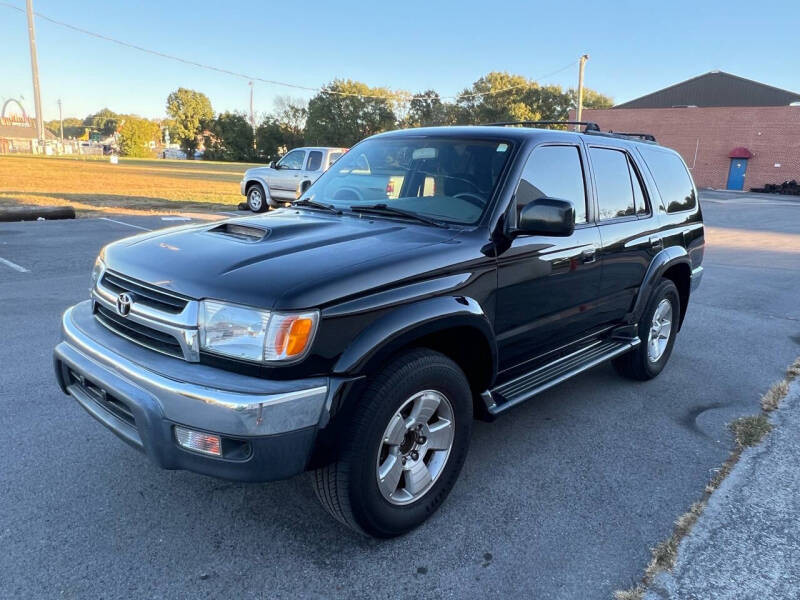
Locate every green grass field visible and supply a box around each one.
[0,154,263,215]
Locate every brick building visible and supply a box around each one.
[573,72,800,190]
[0,112,56,154]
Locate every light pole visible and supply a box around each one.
[249,81,256,149]
[26,0,44,143]
[575,54,589,130]
[58,98,63,143]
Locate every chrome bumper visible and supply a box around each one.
[55,301,329,438]
[54,301,335,481]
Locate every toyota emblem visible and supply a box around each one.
[116,292,133,317]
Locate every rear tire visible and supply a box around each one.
[246,183,268,213]
[613,279,680,381]
[311,349,472,537]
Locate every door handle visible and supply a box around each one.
[581,248,596,263]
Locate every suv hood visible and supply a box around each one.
[103,209,459,309]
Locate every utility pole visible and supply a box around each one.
[26,0,44,143]
[249,81,256,148]
[575,54,589,130]
[57,98,63,143]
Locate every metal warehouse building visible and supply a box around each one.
[574,71,800,190]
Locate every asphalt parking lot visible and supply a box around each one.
[1,193,799,599]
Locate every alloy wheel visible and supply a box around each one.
[248,188,263,211]
[376,390,455,505]
[647,298,673,362]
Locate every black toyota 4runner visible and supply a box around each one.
[54,123,704,537]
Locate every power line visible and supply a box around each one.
[0,0,578,102]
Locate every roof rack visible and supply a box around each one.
[602,131,657,142]
[487,120,601,132]
[486,120,658,144]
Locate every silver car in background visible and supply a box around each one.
[241,146,347,211]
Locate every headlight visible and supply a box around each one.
[199,300,318,364]
[90,256,105,293]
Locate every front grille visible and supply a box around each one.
[95,303,184,359]
[68,370,136,428]
[101,271,188,314]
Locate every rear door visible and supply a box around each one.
[495,143,603,371]
[587,145,661,324]
[303,149,325,183]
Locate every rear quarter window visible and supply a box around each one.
[640,147,697,213]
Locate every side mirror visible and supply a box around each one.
[516,197,575,236]
[270,161,278,169]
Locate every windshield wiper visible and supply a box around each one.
[292,198,342,214]
[349,203,446,228]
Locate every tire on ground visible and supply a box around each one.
[246,183,268,213]
[311,348,473,537]
[613,278,681,381]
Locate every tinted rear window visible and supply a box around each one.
[640,147,696,213]
[307,150,323,171]
[589,147,636,220]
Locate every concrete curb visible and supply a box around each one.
[645,380,800,599]
[0,205,76,222]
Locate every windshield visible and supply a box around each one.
[298,136,514,225]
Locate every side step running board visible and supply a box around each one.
[485,338,640,416]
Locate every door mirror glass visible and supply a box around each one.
[269,161,278,169]
[516,197,575,236]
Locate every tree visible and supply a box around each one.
[305,79,398,147]
[83,108,119,136]
[203,112,255,162]
[166,88,213,158]
[273,96,308,132]
[456,72,539,124]
[252,97,308,161]
[404,91,456,127]
[255,117,304,162]
[572,87,614,110]
[118,116,160,157]
[45,117,84,139]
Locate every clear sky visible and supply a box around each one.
[2,0,799,122]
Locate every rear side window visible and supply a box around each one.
[589,147,635,220]
[306,150,323,171]
[328,151,343,166]
[515,145,587,224]
[640,147,696,213]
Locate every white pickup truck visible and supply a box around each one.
[241,146,347,212]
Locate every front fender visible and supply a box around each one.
[333,295,497,381]
[628,246,691,324]
[244,176,276,205]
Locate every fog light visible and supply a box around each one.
[174,426,221,456]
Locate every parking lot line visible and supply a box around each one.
[98,217,152,231]
[0,256,29,273]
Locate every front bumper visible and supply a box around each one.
[53,301,332,482]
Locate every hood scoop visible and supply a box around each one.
[208,222,269,242]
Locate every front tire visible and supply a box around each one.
[312,349,473,537]
[613,278,681,380]
[246,183,268,213]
